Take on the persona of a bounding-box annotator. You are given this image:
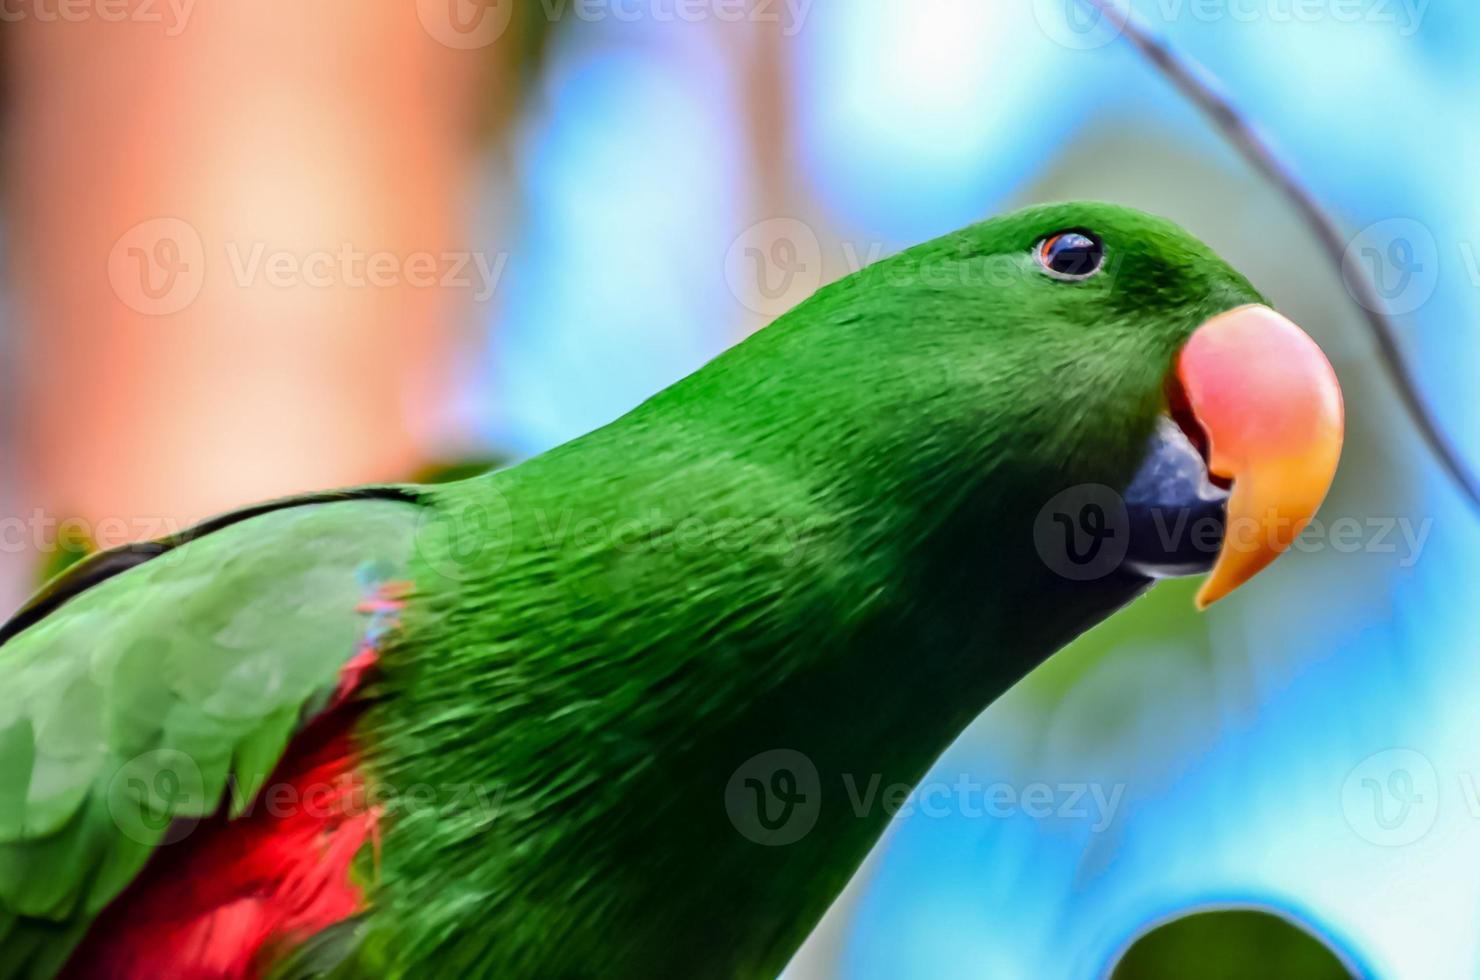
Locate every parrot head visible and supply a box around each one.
[1001,202,1345,607]
[699,200,1344,610]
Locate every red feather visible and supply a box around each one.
[63,643,390,979]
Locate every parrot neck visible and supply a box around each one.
[364,390,1151,976]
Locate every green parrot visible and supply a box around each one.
[0,202,1343,979]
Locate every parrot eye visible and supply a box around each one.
[1035,230,1105,281]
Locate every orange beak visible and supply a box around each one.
[1176,305,1345,608]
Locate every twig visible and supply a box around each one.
[1077,0,1480,512]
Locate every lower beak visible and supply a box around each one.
[1175,304,1345,608]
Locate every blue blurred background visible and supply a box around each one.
[6,1,1478,976]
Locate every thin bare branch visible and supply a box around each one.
[1077,0,1480,512]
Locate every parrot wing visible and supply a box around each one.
[0,488,426,979]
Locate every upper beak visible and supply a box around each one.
[1175,304,1345,608]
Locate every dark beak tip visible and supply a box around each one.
[1121,416,1229,579]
